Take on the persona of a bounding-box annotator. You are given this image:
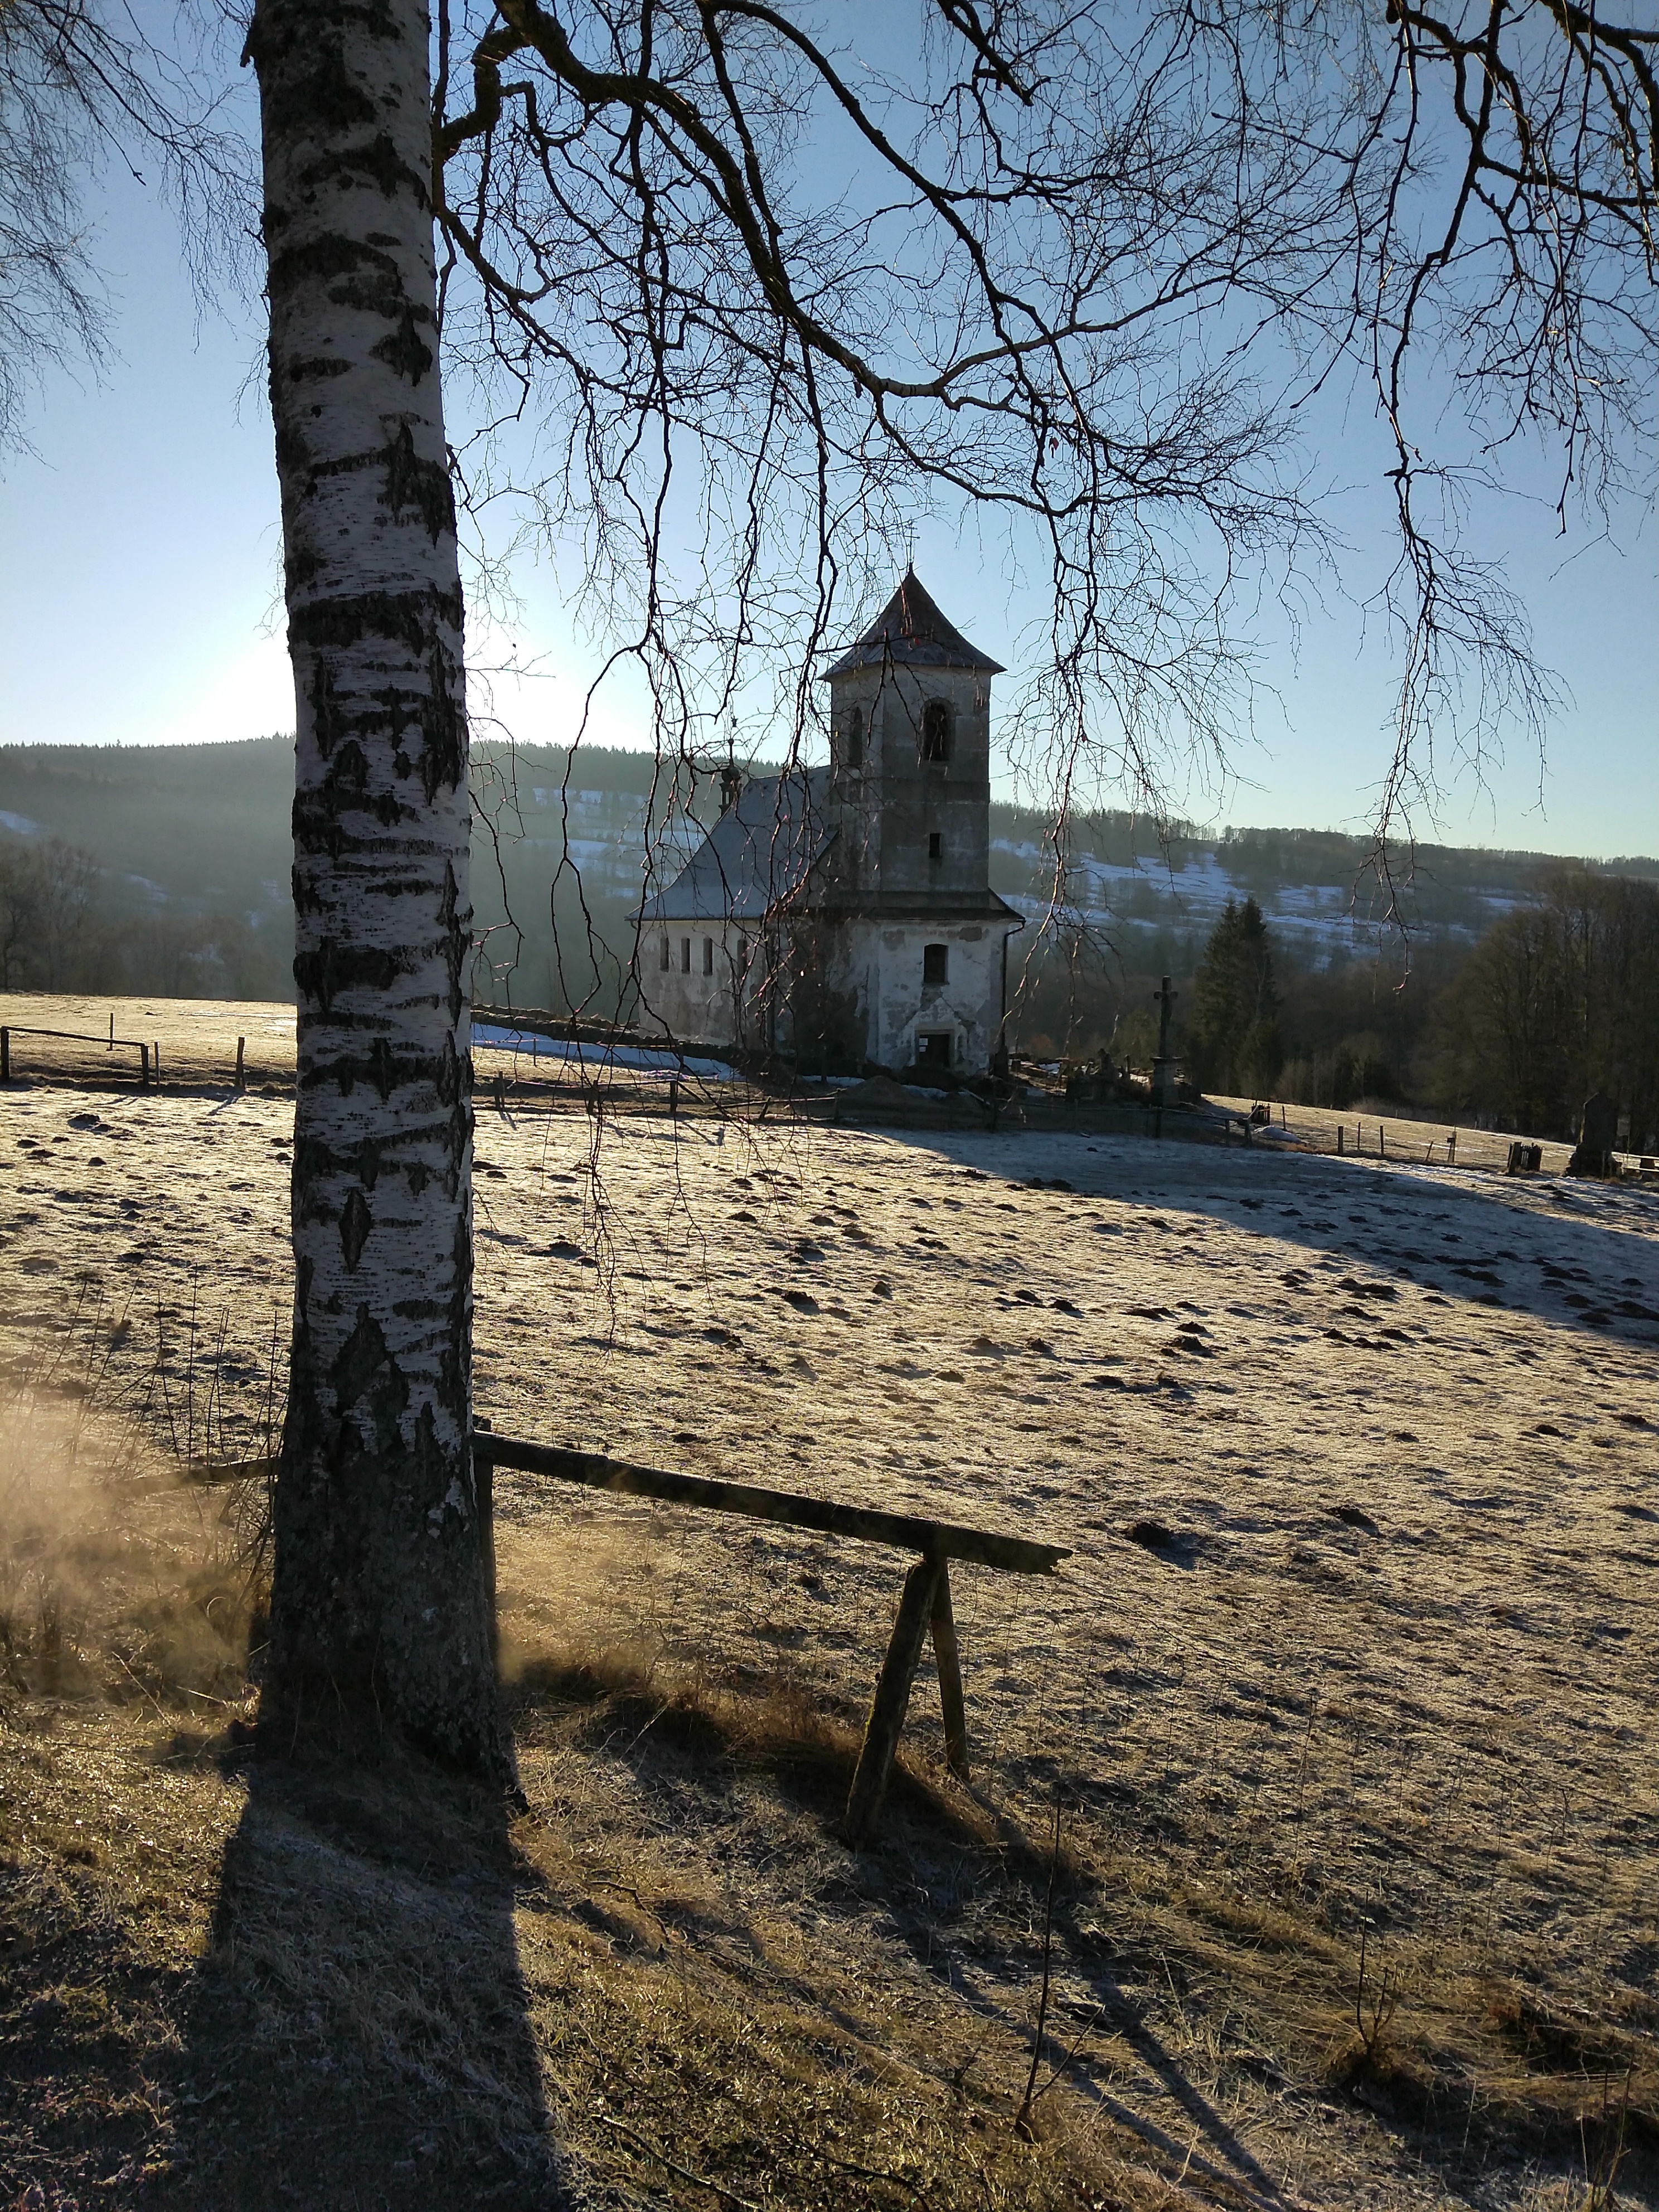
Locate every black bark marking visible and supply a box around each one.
[355,1134,385,1190]
[292,857,322,916]
[436,1209,473,1422]
[291,585,461,656]
[285,541,322,594]
[407,1158,430,1196]
[324,734,370,808]
[293,937,407,1012]
[340,1187,373,1270]
[315,736,408,831]
[445,933,466,1025]
[330,1303,409,1456]
[312,130,429,206]
[372,307,435,385]
[273,416,312,482]
[439,861,470,1027]
[289,353,351,382]
[435,1031,460,1105]
[413,1401,459,1525]
[308,657,348,759]
[298,1044,447,1098]
[269,231,399,301]
[261,59,376,143]
[420,636,465,800]
[382,422,453,539]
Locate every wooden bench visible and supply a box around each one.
[473,1428,1068,1845]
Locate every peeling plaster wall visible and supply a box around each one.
[638,921,769,1051]
[860,920,1006,1071]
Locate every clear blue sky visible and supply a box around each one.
[2,160,1653,860]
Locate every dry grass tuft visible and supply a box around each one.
[0,1360,266,1716]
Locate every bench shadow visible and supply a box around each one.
[559,1676,1296,2212]
[857,1811,1297,2210]
[163,1742,566,2211]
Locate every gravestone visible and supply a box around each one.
[1567,1092,1618,1177]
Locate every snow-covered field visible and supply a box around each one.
[2,1007,1655,2206]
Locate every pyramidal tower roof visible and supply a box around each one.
[825,569,1004,677]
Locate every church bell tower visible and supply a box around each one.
[822,569,1003,909]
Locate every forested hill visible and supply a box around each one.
[1,736,1653,1009]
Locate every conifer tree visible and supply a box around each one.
[1189,897,1282,1099]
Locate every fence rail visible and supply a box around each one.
[0,1023,153,1086]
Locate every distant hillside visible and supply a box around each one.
[2,736,1653,1012]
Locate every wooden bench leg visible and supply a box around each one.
[845,1555,942,1847]
[930,1563,969,1780]
[473,1432,498,1673]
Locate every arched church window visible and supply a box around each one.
[845,706,864,768]
[921,700,951,761]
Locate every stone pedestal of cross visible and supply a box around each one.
[1151,974,1179,1105]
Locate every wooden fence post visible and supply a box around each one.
[1,1029,8,1083]
[846,1554,944,1847]
[930,1563,969,1779]
[473,1418,498,1671]
[139,1043,150,1090]
[235,1036,246,1091]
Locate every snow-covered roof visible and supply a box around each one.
[637,770,834,923]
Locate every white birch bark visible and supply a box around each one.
[249,0,510,1778]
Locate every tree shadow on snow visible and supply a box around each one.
[163,1743,566,2212]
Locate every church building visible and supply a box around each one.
[637,573,1023,1076]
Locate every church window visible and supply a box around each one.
[921,700,951,761]
[918,1031,953,1067]
[928,831,942,863]
[680,937,692,973]
[923,942,949,986]
[702,935,715,974]
[659,936,670,971]
[845,707,864,768]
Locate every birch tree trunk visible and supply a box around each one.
[249,0,511,1781]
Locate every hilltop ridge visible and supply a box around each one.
[4,736,1651,995]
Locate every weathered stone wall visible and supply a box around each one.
[824,663,993,905]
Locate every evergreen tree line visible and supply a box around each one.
[1177,872,1659,1147]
